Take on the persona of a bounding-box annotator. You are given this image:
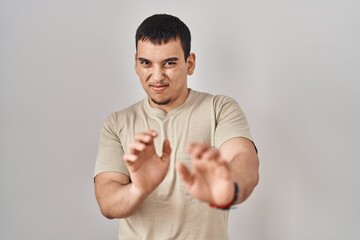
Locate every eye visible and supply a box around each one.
[164,61,176,68]
[139,60,150,66]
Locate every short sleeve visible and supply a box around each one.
[213,95,253,148]
[94,114,129,178]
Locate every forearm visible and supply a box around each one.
[95,178,148,219]
[219,137,259,205]
[230,152,259,204]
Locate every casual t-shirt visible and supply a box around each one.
[94,89,253,240]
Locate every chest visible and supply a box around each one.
[119,104,216,155]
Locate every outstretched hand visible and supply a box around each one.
[177,143,234,206]
[124,130,171,195]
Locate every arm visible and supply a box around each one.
[219,137,259,204]
[94,172,147,219]
[94,130,171,219]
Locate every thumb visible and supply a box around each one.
[161,139,171,162]
[177,162,193,187]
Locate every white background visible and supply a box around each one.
[1,0,359,239]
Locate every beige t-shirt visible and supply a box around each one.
[94,90,253,240]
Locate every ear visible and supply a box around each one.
[134,53,139,75]
[187,53,196,75]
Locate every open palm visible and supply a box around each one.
[177,143,234,206]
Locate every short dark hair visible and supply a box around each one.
[135,14,191,60]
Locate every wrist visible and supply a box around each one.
[129,183,150,200]
[209,182,239,210]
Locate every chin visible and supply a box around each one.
[151,98,171,105]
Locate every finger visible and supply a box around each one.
[148,129,158,137]
[128,141,147,154]
[187,143,210,159]
[186,142,206,153]
[177,162,194,186]
[161,139,171,162]
[186,143,195,152]
[123,153,137,162]
[123,153,144,173]
[202,148,220,161]
[134,131,157,144]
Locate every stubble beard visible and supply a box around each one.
[150,97,171,105]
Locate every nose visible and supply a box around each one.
[152,65,165,82]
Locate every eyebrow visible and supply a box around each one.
[137,57,179,62]
[138,57,150,62]
[164,57,179,62]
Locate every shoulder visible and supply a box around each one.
[102,100,144,129]
[191,90,239,105]
[212,94,246,119]
[189,90,241,112]
[213,94,238,106]
[190,89,215,103]
[213,94,244,112]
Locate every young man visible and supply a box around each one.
[94,14,259,240]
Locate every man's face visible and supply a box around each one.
[135,39,195,112]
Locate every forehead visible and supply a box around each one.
[136,40,184,61]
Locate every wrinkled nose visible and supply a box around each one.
[152,66,165,82]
